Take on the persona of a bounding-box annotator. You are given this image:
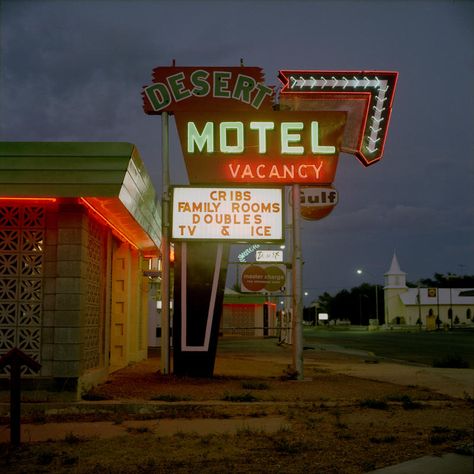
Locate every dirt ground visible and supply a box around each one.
[0,337,473,473]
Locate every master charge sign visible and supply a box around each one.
[171,187,283,242]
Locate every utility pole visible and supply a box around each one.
[161,111,170,374]
[291,184,303,379]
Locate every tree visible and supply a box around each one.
[416,273,474,288]
[312,284,384,325]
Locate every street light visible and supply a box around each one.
[356,269,380,325]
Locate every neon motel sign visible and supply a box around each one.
[174,111,345,184]
[142,67,347,185]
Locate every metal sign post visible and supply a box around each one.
[161,111,170,375]
[291,184,304,379]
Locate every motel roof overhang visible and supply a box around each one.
[0,142,161,254]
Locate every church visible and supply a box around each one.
[384,254,474,329]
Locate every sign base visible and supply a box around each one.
[173,242,229,377]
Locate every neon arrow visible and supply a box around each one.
[278,70,398,165]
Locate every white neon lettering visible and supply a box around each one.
[187,121,337,156]
[311,121,336,154]
[220,122,244,153]
[281,122,304,154]
[250,122,274,153]
[188,122,214,153]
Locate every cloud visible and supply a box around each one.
[313,204,450,234]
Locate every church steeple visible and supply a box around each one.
[384,253,407,289]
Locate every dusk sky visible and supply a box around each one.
[1,0,473,302]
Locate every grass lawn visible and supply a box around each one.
[303,327,474,367]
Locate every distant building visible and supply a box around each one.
[384,254,474,328]
[221,289,278,338]
[0,142,161,398]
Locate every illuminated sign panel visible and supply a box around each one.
[171,187,283,242]
[279,70,398,165]
[174,111,346,184]
[300,186,338,221]
[240,264,286,293]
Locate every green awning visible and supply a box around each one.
[0,142,161,252]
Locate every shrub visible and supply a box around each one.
[64,432,86,444]
[222,391,259,402]
[359,399,389,410]
[432,354,469,368]
[150,394,191,402]
[281,365,299,380]
[242,381,269,390]
[369,435,397,444]
[37,450,55,465]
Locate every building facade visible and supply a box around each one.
[0,142,161,398]
[221,289,278,337]
[384,254,474,328]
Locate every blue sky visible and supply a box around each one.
[1,0,473,300]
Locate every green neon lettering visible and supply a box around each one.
[220,122,244,153]
[232,74,256,104]
[188,122,214,153]
[144,83,171,112]
[311,122,336,154]
[190,69,210,97]
[167,72,192,102]
[251,83,273,109]
[250,122,274,153]
[213,71,232,98]
[281,122,304,154]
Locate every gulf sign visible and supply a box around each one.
[171,187,283,242]
[300,186,338,220]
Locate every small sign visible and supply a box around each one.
[240,264,286,293]
[427,288,437,298]
[318,313,329,321]
[256,250,283,262]
[171,187,283,242]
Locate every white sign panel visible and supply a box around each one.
[171,187,283,241]
[256,250,283,262]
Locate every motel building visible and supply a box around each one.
[0,142,161,399]
[221,288,279,338]
[384,254,474,329]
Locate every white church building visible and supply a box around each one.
[384,254,474,329]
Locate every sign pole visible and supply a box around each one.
[291,184,304,379]
[161,111,170,374]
